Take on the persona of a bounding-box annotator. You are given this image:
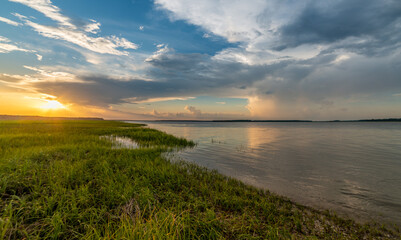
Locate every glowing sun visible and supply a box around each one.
[40,100,67,110]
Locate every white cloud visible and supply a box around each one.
[0,36,11,42]
[84,20,101,34]
[36,53,43,61]
[154,0,317,67]
[23,20,137,55]
[1,66,88,85]
[155,0,272,43]
[9,0,75,28]
[23,65,77,80]
[109,35,138,50]
[0,69,91,99]
[11,13,28,20]
[0,16,21,26]
[145,44,171,61]
[333,54,351,64]
[0,35,39,57]
[10,0,138,56]
[0,42,32,53]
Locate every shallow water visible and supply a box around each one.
[101,135,140,149]
[128,121,401,226]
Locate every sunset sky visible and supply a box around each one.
[1,0,401,120]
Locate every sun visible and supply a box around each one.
[40,100,67,110]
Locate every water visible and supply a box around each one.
[128,121,401,226]
[101,135,140,149]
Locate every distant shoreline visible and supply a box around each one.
[1,114,400,122]
[0,115,103,121]
[125,118,401,123]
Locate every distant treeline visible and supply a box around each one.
[0,115,103,121]
[212,120,312,122]
[150,120,312,122]
[3,115,400,122]
[356,118,401,122]
[150,119,401,123]
[329,118,401,122]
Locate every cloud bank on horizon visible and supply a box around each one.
[0,0,400,120]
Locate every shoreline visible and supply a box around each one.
[0,120,399,239]
[166,151,400,231]
[140,119,401,229]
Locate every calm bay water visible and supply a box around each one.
[129,121,401,226]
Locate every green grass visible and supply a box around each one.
[0,120,399,239]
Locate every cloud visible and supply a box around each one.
[11,13,28,20]
[3,0,401,120]
[277,0,401,52]
[0,27,45,61]
[0,36,11,42]
[10,0,138,56]
[109,35,139,50]
[0,16,21,26]
[0,38,33,53]
[9,43,396,105]
[84,19,101,34]
[22,19,137,55]
[35,54,43,61]
[7,51,264,106]
[154,0,308,59]
[154,0,273,43]
[146,0,401,119]
[4,43,401,120]
[0,66,88,91]
[149,106,246,120]
[9,0,75,28]
[139,26,144,31]
[156,0,401,60]
[184,105,201,116]
[145,44,171,61]
[0,45,267,109]
[128,97,195,104]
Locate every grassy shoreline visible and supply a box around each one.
[0,120,399,239]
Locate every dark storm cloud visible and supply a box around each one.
[276,0,401,54]
[253,52,401,104]
[31,53,291,107]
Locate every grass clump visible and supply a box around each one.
[0,120,399,239]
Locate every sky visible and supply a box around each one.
[0,0,401,120]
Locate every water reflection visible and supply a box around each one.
[130,121,401,227]
[246,127,278,150]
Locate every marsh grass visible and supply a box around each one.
[0,120,399,239]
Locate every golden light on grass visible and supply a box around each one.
[40,100,67,110]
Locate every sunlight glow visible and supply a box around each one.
[40,100,67,110]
